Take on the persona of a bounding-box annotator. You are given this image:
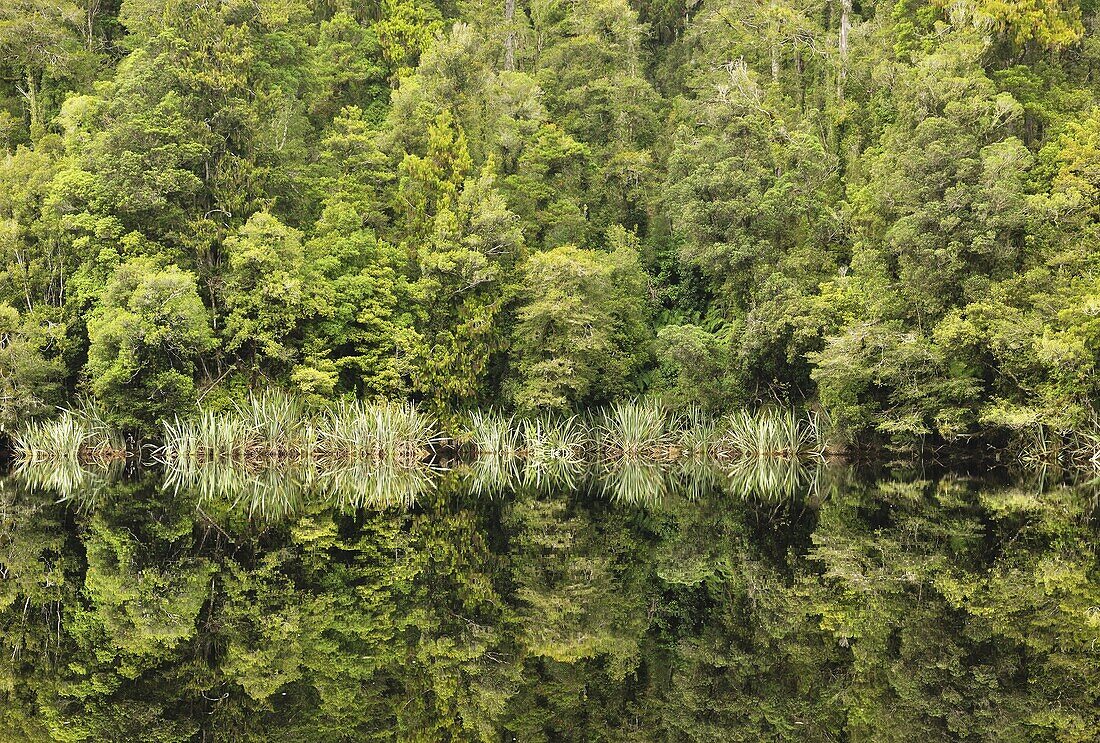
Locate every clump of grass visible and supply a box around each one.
[521,415,589,462]
[242,389,310,454]
[1009,422,1100,474]
[163,390,314,461]
[462,409,522,456]
[160,393,435,465]
[598,399,673,459]
[717,408,822,459]
[1077,430,1100,472]
[13,405,125,464]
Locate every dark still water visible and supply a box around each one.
[1,458,1098,742]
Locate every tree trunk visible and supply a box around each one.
[504,0,516,71]
[85,0,101,51]
[770,4,780,85]
[839,0,851,99]
[24,69,42,141]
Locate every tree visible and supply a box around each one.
[0,0,91,141]
[220,212,323,379]
[309,12,390,125]
[507,231,651,412]
[0,303,61,429]
[86,258,214,429]
[303,199,418,398]
[395,112,523,411]
[653,323,731,412]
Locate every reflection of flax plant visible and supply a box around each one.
[598,458,670,505]
[13,405,126,465]
[319,461,433,511]
[518,456,586,492]
[674,456,727,501]
[460,453,584,495]
[162,457,306,519]
[464,454,521,498]
[163,457,432,519]
[723,457,817,502]
[11,457,124,508]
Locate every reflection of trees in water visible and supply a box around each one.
[801,475,1100,739]
[0,468,1097,740]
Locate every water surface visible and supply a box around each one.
[1,459,1097,741]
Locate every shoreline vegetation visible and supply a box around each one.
[10,393,1100,474]
[13,394,829,466]
[2,0,1100,497]
[12,404,126,465]
[9,443,828,514]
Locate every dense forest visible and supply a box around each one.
[0,0,1098,451]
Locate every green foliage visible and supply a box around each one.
[508,235,651,413]
[86,258,215,429]
[5,465,1097,739]
[0,303,60,429]
[1,0,1100,453]
[221,212,318,370]
[653,324,732,413]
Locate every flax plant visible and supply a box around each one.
[318,400,434,463]
[463,410,522,456]
[521,415,589,462]
[160,394,435,465]
[13,405,125,465]
[598,399,673,460]
[718,408,821,459]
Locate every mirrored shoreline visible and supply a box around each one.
[1,459,1097,741]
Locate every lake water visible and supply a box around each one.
[1,458,1098,741]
